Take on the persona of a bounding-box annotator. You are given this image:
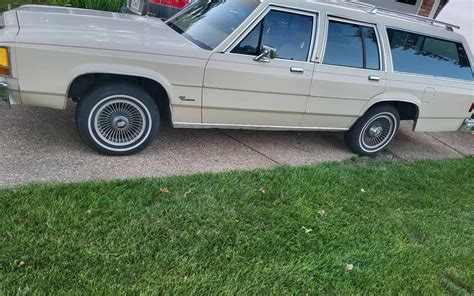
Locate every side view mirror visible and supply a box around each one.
[253,45,277,63]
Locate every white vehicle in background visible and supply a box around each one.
[0,0,473,156]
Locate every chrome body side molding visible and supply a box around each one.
[172,122,349,132]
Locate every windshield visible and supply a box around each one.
[167,0,261,50]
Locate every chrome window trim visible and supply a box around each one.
[221,3,322,53]
[320,16,384,72]
[385,26,474,82]
[255,4,323,63]
[223,6,319,63]
[173,122,349,131]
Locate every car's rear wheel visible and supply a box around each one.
[345,104,400,156]
[76,83,159,156]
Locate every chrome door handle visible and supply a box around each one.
[368,75,380,81]
[290,67,304,73]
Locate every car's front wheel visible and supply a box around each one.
[345,104,400,156]
[76,83,159,156]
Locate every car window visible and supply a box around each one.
[323,20,380,70]
[167,0,261,50]
[231,10,314,62]
[387,28,473,81]
[362,27,380,70]
[233,22,262,56]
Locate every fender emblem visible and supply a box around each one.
[179,96,195,102]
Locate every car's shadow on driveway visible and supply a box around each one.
[1,104,471,186]
[0,104,352,185]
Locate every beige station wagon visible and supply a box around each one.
[0,0,473,156]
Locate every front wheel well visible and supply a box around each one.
[68,73,171,122]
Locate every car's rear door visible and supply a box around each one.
[202,7,318,128]
[301,17,386,129]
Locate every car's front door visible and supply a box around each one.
[301,18,386,129]
[202,7,318,127]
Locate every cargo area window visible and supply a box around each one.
[231,10,315,62]
[323,20,380,70]
[387,28,473,81]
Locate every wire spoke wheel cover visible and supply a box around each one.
[88,95,152,152]
[359,112,397,153]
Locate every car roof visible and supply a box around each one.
[263,0,468,44]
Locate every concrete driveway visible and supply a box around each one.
[1,104,472,187]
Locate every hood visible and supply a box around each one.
[15,5,207,57]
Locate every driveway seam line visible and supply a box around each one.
[218,130,282,165]
[427,134,466,157]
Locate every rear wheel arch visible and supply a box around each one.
[357,99,420,130]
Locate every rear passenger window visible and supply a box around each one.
[387,28,473,81]
[362,27,380,70]
[323,20,380,70]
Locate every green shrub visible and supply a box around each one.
[51,0,124,12]
[1,0,52,11]
[1,0,125,12]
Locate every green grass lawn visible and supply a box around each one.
[1,158,473,294]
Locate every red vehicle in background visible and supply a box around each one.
[122,0,195,19]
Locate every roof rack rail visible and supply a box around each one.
[344,2,460,32]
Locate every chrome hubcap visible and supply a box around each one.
[369,125,383,138]
[360,113,396,151]
[94,99,147,147]
[112,116,130,130]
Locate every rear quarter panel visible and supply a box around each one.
[378,21,474,132]
[385,73,473,131]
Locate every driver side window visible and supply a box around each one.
[231,10,315,62]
